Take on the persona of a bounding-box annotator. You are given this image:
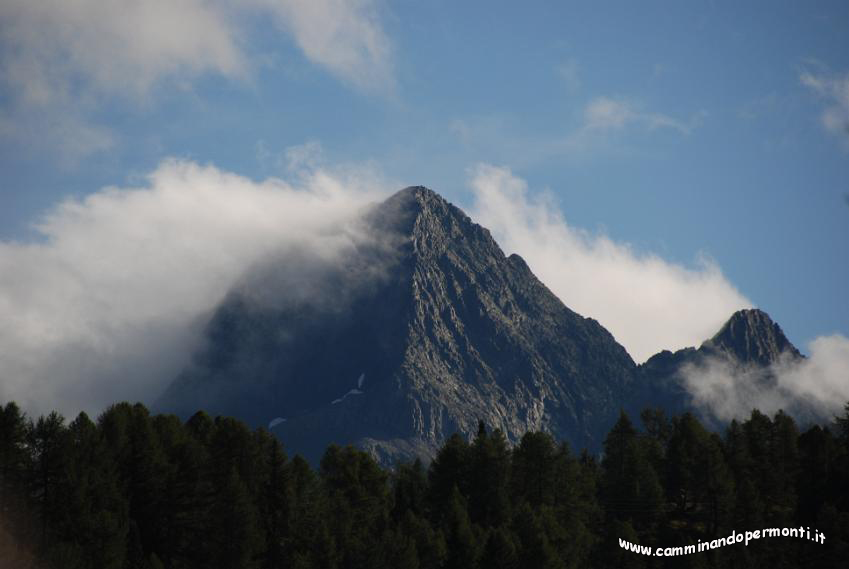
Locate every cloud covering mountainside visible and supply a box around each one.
[0,159,847,425]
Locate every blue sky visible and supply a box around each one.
[1,1,848,413]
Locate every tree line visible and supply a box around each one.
[1,400,848,568]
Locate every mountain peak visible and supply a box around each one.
[369,185,495,260]
[377,185,447,219]
[159,185,637,464]
[396,184,440,200]
[703,308,802,365]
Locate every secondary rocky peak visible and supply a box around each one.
[702,308,802,366]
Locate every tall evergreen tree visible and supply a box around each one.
[468,422,511,527]
[27,411,67,551]
[210,466,262,569]
[600,411,663,533]
[54,412,127,569]
[479,526,519,569]
[511,431,558,508]
[442,485,479,569]
[392,459,428,521]
[0,402,31,543]
[320,445,390,569]
[256,429,291,569]
[427,433,471,522]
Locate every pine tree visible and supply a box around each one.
[27,411,67,551]
[769,410,799,525]
[0,402,31,544]
[392,459,428,521]
[468,422,511,526]
[427,433,470,522]
[479,526,519,569]
[600,411,663,533]
[320,444,391,569]
[288,455,337,568]
[154,413,213,568]
[98,403,168,559]
[55,412,127,569]
[511,431,557,508]
[398,510,446,569]
[210,466,262,569]
[551,443,599,567]
[511,502,563,569]
[256,429,290,569]
[796,425,836,524]
[442,485,479,569]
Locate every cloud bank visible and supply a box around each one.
[466,163,751,363]
[0,159,390,417]
[682,334,849,423]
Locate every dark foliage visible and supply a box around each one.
[1,401,847,568]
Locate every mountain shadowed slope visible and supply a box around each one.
[157,186,638,463]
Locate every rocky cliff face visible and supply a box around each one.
[157,186,637,463]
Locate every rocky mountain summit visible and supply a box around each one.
[635,308,804,421]
[157,187,805,464]
[701,308,802,365]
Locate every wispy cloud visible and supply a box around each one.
[0,0,246,103]
[0,109,114,166]
[466,163,750,363]
[255,0,394,94]
[0,0,394,160]
[448,97,705,169]
[800,66,849,146]
[0,0,246,159]
[582,97,706,135]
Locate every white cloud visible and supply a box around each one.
[0,0,392,100]
[256,0,394,93]
[0,0,393,159]
[0,158,392,417]
[582,97,705,135]
[466,163,751,363]
[800,68,849,144]
[681,334,849,422]
[0,0,246,102]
